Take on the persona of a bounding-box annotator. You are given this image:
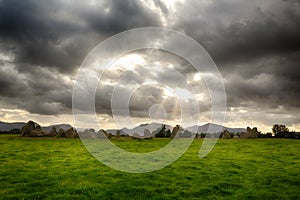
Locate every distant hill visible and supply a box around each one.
[42,124,73,132]
[0,121,26,131]
[0,121,74,133]
[106,129,127,136]
[186,123,246,134]
[0,121,246,135]
[106,123,245,136]
[120,122,173,136]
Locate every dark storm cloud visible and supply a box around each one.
[82,0,162,34]
[221,50,300,114]
[0,0,299,127]
[174,0,300,64]
[0,66,28,98]
[0,63,73,115]
[0,0,162,73]
[210,11,300,64]
[0,0,162,116]
[0,0,87,73]
[172,0,300,115]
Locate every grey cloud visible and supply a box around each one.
[226,69,300,110]
[82,0,162,34]
[87,47,211,120]
[0,66,28,98]
[174,0,300,64]
[153,0,169,14]
[0,64,73,115]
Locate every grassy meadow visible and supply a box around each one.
[0,135,299,199]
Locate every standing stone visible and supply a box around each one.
[57,128,65,137]
[96,129,107,138]
[65,128,78,138]
[49,127,58,137]
[222,130,232,139]
[171,125,180,139]
[116,130,120,138]
[144,129,152,137]
[240,127,259,138]
[21,121,46,137]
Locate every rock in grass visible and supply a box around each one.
[222,130,232,139]
[240,127,259,138]
[49,127,58,137]
[65,127,78,138]
[21,120,78,138]
[21,121,47,137]
[57,128,65,137]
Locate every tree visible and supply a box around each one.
[116,130,120,138]
[272,124,289,138]
[222,130,232,139]
[200,133,206,138]
[166,129,171,138]
[155,125,168,138]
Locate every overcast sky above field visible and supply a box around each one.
[0,0,299,132]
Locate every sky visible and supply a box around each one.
[0,0,299,132]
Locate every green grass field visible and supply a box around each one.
[0,135,299,199]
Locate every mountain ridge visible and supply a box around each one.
[0,121,246,135]
[186,123,246,134]
[0,121,74,132]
